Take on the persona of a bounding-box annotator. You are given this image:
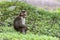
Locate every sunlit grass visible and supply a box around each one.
[0,27,59,40]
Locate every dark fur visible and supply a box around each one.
[13,11,28,34]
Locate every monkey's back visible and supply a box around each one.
[14,17,22,27]
[14,16,26,28]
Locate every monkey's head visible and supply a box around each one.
[21,10,26,13]
[19,10,27,18]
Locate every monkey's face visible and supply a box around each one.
[23,12,27,18]
[20,12,27,16]
[23,12,27,15]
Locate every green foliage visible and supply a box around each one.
[0,33,59,40]
[0,27,59,40]
[0,1,60,38]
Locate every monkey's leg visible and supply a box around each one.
[22,28,26,34]
[19,27,25,34]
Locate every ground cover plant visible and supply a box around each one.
[0,1,60,40]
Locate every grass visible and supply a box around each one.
[0,26,59,40]
[0,33,59,40]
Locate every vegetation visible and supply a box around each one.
[0,33,59,40]
[0,1,60,40]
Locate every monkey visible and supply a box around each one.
[13,10,28,34]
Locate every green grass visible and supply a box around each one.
[0,27,59,40]
[0,33,59,40]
